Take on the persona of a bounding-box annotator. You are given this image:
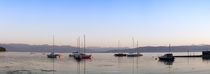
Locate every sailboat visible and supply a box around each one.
[74,35,91,60]
[127,38,142,57]
[114,40,127,57]
[47,35,59,58]
[69,37,81,57]
[159,44,175,61]
[81,35,92,59]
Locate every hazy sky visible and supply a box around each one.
[1,0,210,47]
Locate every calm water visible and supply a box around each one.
[0,52,210,74]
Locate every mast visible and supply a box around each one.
[52,34,55,74]
[137,40,139,53]
[132,37,135,53]
[118,40,120,53]
[83,35,86,74]
[53,34,55,54]
[132,37,135,49]
[84,35,86,53]
[169,44,171,53]
[77,37,80,53]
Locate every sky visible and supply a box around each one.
[1,0,210,47]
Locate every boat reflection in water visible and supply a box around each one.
[126,56,141,74]
[75,58,91,74]
[158,60,174,65]
[158,59,174,74]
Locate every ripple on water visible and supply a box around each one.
[7,70,32,74]
[41,69,56,72]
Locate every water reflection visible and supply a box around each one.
[7,70,32,74]
[158,60,174,74]
[202,57,210,61]
[136,57,140,74]
[77,60,81,74]
[126,57,142,74]
[158,60,174,65]
[75,59,90,74]
[3,52,210,74]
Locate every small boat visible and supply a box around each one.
[74,52,91,60]
[127,53,143,57]
[159,44,174,61]
[80,35,91,59]
[127,38,143,57]
[69,52,79,57]
[127,53,139,57]
[74,52,83,60]
[70,37,81,57]
[73,35,92,60]
[159,53,174,61]
[47,53,59,58]
[47,35,58,58]
[81,53,91,59]
[114,40,127,57]
[114,53,127,56]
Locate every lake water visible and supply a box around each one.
[0,52,210,74]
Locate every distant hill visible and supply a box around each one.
[0,43,84,53]
[0,43,126,53]
[1,43,210,53]
[106,45,210,53]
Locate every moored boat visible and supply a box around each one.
[114,53,127,56]
[114,40,127,57]
[159,44,174,61]
[47,35,58,59]
[73,35,92,60]
[127,53,139,57]
[81,53,92,59]
[127,38,143,57]
[73,52,92,60]
[47,53,59,58]
[69,52,79,57]
[159,53,175,61]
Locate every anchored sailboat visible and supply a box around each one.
[47,35,59,58]
[74,35,92,60]
[69,37,81,57]
[159,44,175,61]
[114,40,127,57]
[127,38,143,57]
[81,35,92,59]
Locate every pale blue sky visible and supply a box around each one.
[1,0,210,47]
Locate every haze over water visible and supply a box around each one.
[0,52,210,74]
